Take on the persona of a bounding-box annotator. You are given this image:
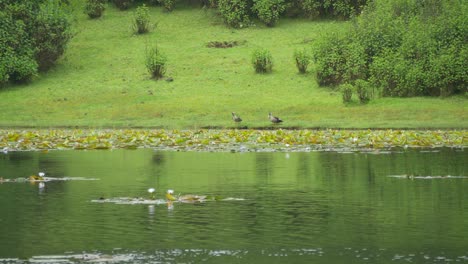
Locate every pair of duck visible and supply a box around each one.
[231,112,283,124]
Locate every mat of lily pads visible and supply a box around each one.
[0,129,466,152]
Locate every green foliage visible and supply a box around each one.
[133,4,151,34]
[84,0,106,19]
[293,49,310,74]
[355,79,371,103]
[113,0,133,10]
[158,0,175,11]
[0,11,38,85]
[252,48,273,73]
[313,32,366,85]
[145,45,167,79]
[218,0,251,28]
[0,0,71,85]
[315,0,467,97]
[33,1,73,72]
[340,83,353,103]
[252,0,287,27]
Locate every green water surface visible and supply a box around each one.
[0,149,467,263]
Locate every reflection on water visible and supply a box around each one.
[0,149,467,263]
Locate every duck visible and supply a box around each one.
[166,189,177,201]
[269,112,283,124]
[166,189,206,202]
[29,172,45,182]
[231,112,242,123]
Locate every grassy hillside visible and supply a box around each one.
[0,4,466,129]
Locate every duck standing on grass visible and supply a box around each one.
[269,112,283,124]
[231,112,242,123]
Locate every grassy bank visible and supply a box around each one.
[0,4,466,129]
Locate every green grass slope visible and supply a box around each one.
[0,4,466,129]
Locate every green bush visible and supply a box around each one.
[0,11,38,85]
[84,0,106,18]
[316,0,467,98]
[133,4,151,34]
[33,1,73,71]
[218,0,251,28]
[252,48,273,73]
[158,0,175,11]
[113,0,133,10]
[145,45,167,79]
[293,49,310,74]
[0,0,71,84]
[355,79,371,104]
[340,83,353,103]
[252,0,287,27]
[313,32,366,85]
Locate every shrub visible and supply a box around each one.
[158,0,175,11]
[0,11,38,84]
[355,79,371,104]
[218,0,251,28]
[133,4,151,34]
[145,45,167,79]
[113,0,133,10]
[293,49,310,74]
[252,48,273,73]
[252,0,287,27]
[33,1,73,72]
[340,83,353,103]
[313,32,366,85]
[84,0,106,18]
[300,0,321,18]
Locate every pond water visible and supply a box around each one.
[0,148,467,263]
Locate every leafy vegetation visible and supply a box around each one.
[84,0,106,18]
[133,4,152,34]
[314,0,467,97]
[293,48,310,74]
[145,45,167,79]
[0,129,466,151]
[0,0,72,85]
[252,48,273,73]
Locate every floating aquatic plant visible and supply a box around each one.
[0,129,465,152]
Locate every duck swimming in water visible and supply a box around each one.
[29,172,45,182]
[166,189,207,203]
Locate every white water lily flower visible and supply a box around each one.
[148,188,155,193]
[38,172,45,177]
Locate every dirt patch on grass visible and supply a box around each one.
[206,40,245,48]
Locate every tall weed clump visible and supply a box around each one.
[218,0,251,28]
[340,83,353,104]
[252,48,273,73]
[133,4,151,34]
[293,49,310,74]
[145,45,167,79]
[252,0,287,27]
[84,0,106,18]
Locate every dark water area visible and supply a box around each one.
[0,148,467,263]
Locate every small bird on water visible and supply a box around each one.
[231,112,242,123]
[268,112,283,124]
